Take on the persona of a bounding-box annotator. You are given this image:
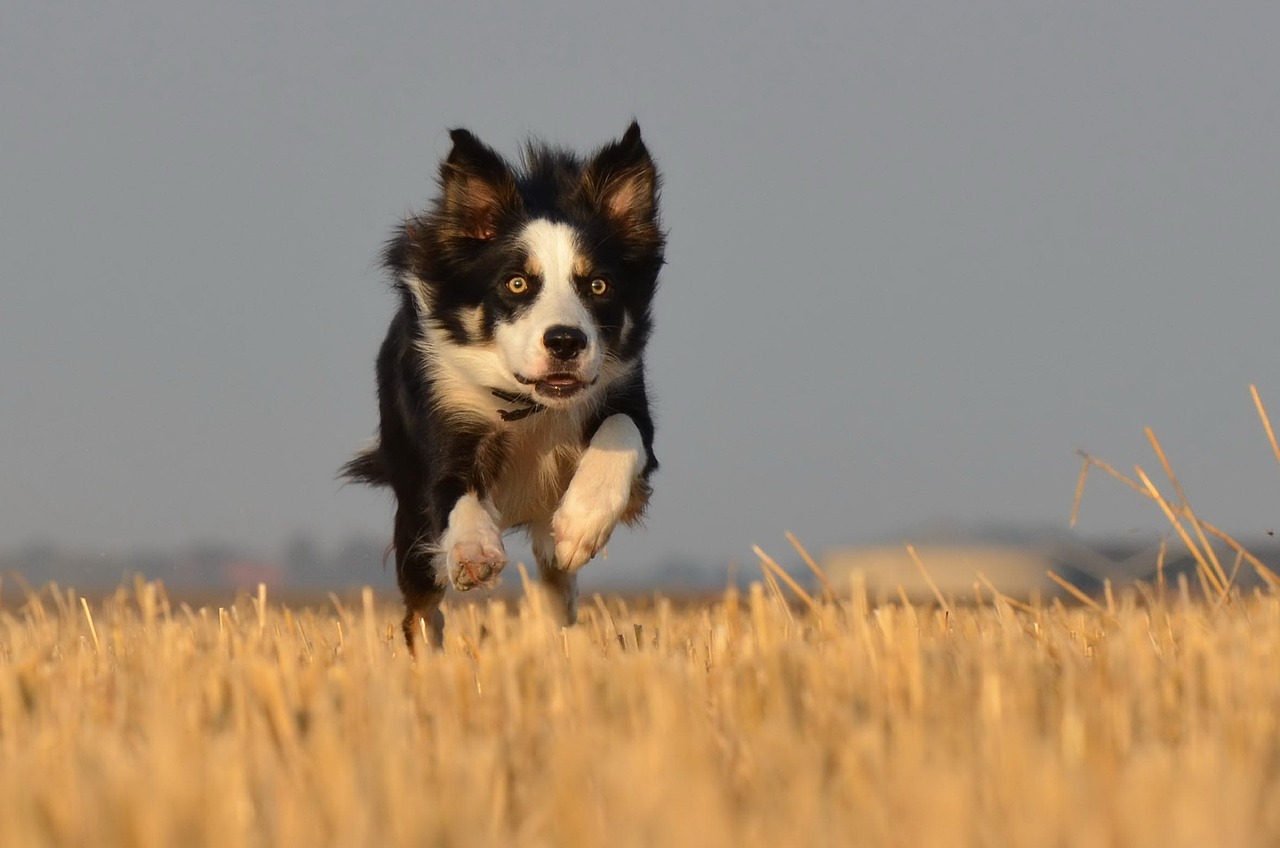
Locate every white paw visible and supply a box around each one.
[446,534,506,591]
[440,494,507,591]
[551,414,645,573]
[552,486,621,573]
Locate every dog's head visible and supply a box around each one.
[388,123,664,413]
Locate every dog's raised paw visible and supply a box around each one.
[550,414,645,573]
[552,494,619,573]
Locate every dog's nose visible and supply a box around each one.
[543,325,588,361]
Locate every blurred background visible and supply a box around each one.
[4,1,1280,594]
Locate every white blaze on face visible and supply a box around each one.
[495,219,600,383]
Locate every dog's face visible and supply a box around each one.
[492,218,620,403]
[389,123,664,412]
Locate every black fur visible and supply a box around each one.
[343,123,664,652]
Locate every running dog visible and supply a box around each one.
[343,122,664,651]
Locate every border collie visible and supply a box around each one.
[343,123,664,652]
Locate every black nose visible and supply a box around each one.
[543,325,588,361]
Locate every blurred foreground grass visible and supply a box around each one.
[2,571,1280,848]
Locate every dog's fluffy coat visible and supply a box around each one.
[343,123,664,650]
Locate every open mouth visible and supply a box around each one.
[516,372,590,400]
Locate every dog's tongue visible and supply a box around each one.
[542,375,580,387]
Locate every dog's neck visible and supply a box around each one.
[490,387,546,422]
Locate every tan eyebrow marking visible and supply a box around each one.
[524,255,543,276]
[573,256,591,277]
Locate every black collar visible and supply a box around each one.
[490,388,546,422]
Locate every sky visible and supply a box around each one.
[4,1,1280,581]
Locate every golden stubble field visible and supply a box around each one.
[7,389,1280,848]
[3,569,1280,848]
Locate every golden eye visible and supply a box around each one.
[507,276,529,294]
[590,278,608,296]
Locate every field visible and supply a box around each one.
[3,566,1280,848]
[6,396,1280,847]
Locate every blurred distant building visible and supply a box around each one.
[822,522,1276,601]
[824,544,1061,599]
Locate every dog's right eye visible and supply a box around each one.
[506,276,529,294]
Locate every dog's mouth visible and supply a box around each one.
[516,372,592,400]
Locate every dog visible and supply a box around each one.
[343,122,664,652]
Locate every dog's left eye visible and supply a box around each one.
[590,278,608,296]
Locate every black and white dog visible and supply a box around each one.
[343,123,664,651]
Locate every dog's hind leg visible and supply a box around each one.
[400,589,445,655]
[394,499,446,655]
[531,522,579,626]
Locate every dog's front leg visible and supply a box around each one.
[396,488,505,654]
[437,491,507,591]
[552,414,647,573]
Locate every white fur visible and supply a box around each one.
[417,333,517,420]
[405,272,521,421]
[437,493,506,589]
[551,414,646,572]
[494,220,602,391]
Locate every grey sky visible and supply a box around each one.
[4,2,1280,577]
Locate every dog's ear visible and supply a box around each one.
[580,121,661,243]
[439,129,519,241]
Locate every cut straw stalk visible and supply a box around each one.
[785,531,837,599]
[1213,551,1247,612]
[80,597,100,653]
[755,558,795,623]
[976,571,1036,614]
[1252,384,1280,469]
[905,543,952,616]
[1074,450,1280,589]
[1076,432,1229,595]
[1134,466,1228,599]
[1046,570,1105,614]
[1073,386,1280,590]
[753,545,820,616]
[1070,455,1089,529]
[257,582,267,635]
[1144,428,1230,591]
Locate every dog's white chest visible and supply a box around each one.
[492,415,585,529]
